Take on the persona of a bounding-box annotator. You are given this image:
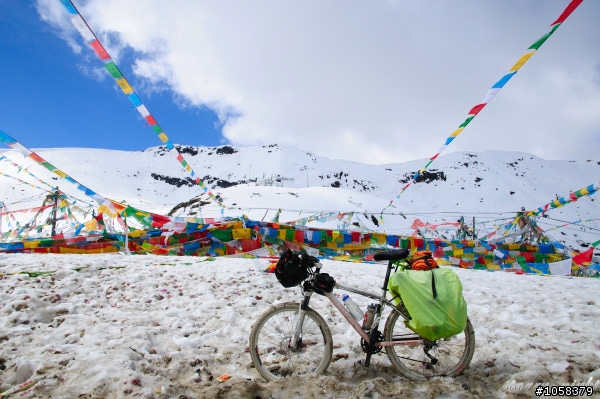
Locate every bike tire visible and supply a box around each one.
[249,302,333,381]
[383,309,475,380]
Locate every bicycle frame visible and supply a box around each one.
[290,261,423,351]
[325,284,421,347]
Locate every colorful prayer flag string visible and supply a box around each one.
[527,181,600,217]
[0,129,124,224]
[380,0,584,219]
[482,179,599,243]
[58,0,225,212]
[0,170,49,193]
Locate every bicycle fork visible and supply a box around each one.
[290,293,313,350]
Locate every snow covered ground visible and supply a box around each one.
[1,253,599,398]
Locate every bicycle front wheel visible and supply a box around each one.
[249,302,333,381]
[384,309,475,380]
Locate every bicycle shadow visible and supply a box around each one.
[322,354,511,398]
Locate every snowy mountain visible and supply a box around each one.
[0,144,598,252]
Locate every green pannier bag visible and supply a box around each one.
[387,268,467,341]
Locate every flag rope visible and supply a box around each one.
[0,129,124,225]
[58,0,225,213]
[380,0,584,219]
[0,154,56,191]
[527,181,600,217]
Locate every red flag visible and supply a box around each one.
[468,103,486,116]
[150,213,170,228]
[411,219,426,229]
[572,248,593,265]
[95,212,105,228]
[91,40,110,60]
[551,0,584,26]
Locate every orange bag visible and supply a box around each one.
[408,251,439,271]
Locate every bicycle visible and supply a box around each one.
[249,248,475,381]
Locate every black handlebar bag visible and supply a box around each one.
[275,249,310,288]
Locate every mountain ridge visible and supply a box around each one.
[0,144,598,251]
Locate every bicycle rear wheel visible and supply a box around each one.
[249,302,333,381]
[384,309,475,380]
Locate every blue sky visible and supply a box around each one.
[0,1,223,152]
[1,1,599,164]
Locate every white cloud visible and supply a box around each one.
[38,0,600,164]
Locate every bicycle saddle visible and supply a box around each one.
[373,249,409,261]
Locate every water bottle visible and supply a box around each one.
[362,304,377,330]
[342,294,363,321]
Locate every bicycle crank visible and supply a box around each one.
[361,329,383,367]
